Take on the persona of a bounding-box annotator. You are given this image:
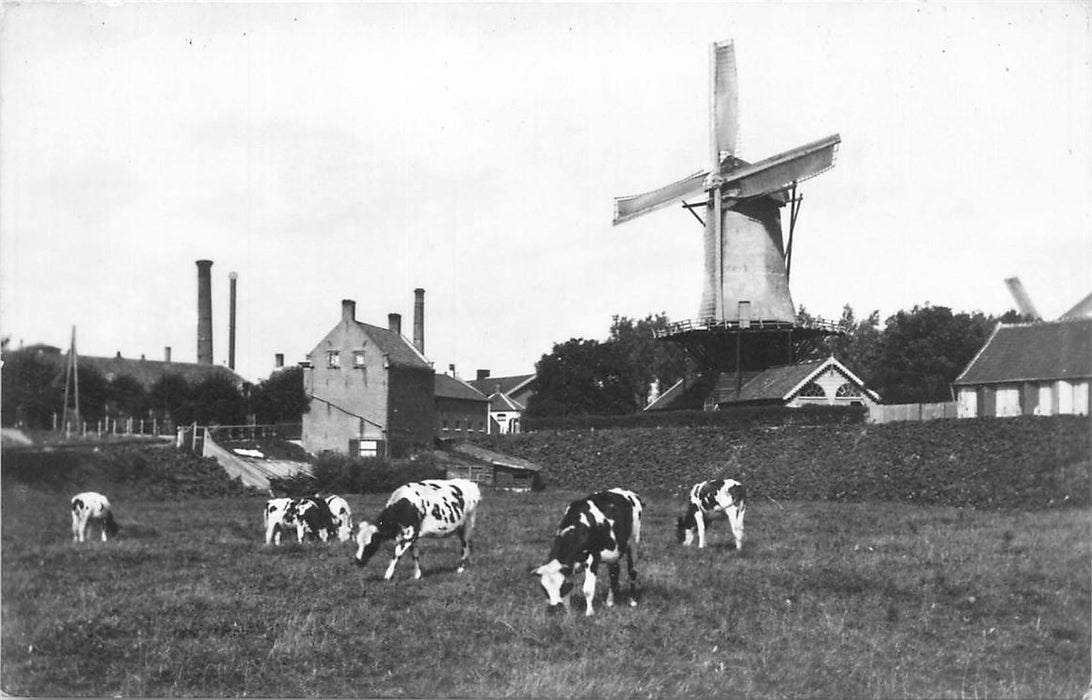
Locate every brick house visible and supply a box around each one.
[301,299,434,457]
[435,372,490,440]
[468,371,536,434]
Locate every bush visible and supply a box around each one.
[522,404,866,431]
[268,452,445,497]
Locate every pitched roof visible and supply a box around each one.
[468,373,535,396]
[448,442,543,472]
[488,392,525,412]
[358,322,432,370]
[646,356,879,410]
[953,319,1092,385]
[435,373,489,402]
[22,350,244,390]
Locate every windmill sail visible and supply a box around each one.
[721,134,841,199]
[711,40,739,164]
[1004,277,1042,320]
[613,169,709,225]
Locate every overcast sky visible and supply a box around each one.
[2,2,1090,383]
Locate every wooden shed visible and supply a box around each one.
[442,442,543,491]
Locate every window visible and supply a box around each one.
[835,383,862,398]
[799,382,826,398]
[353,350,366,368]
[455,420,462,432]
[326,351,341,368]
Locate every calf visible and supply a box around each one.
[324,495,353,542]
[354,479,481,581]
[532,488,643,616]
[294,495,338,542]
[71,492,119,543]
[264,497,299,545]
[677,478,746,549]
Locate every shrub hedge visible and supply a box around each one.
[1,445,258,500]
[476,415,1091,510]
[268,452,445,497]
[523,404,866,431]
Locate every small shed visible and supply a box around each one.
[443,442,543,491]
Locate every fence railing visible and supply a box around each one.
[868,401,958,424]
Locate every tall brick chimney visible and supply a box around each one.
[196,260,213,365]
[342,299,356,325]
[413,288,425,354]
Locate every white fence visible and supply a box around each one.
[868,401,958,424]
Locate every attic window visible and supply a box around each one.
[835,383,862,398]
[327,351,341,369]
[799,382,826,398]
[353,350,366,368]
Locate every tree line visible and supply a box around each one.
[0,350,308,431]
[526,303,1026,417]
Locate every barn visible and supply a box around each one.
[952,318,1092,417]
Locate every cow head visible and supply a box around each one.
[531,560,574,612]
[354,522,381,566]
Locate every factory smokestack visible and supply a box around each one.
[164,346,172,363]
[413,288,425,354]
[228,271,238,371]
[196,260,214,365]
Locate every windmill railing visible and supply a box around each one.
[654,317,844,338]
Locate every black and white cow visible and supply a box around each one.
[293,495,339,542]
[71,491,119,543]
[354,479,481,581]
[264,497,298,545]
[324,495,353,542]
[676,478,746,550]
[531,488,644,616]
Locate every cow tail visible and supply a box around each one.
[104,510,120,536]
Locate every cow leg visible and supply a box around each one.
[384,538,413,581]
[695,511,707,548]
[625,547,639,606]
[456,525,473,573]
[583,558,600,616]
[606,563,621,607]
[411,543,423,580]
[100,519,108,542]
[72,512,81,542]
[729,503,746,550]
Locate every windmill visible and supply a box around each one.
[1005,276,1092,321]
[613,40,843,403]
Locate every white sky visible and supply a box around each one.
[2,1,1090,383]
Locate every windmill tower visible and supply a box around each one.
[614,40,843,405]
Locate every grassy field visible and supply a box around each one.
[2,483,1089,698]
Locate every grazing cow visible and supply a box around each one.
[532,488,644,616]
[71,492,119,543]
[264,497,300,545]
[290,495,338,542]
[677,478,746,550]
[324,495,353,542]
[354,479,481,581]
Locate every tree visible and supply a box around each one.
[106,375,148,420]
[190,374,247,425]
[251,367,309,424]
[150,373,193,426]
[608,314,693,408]
[527,338,636,417]
[871,304,995,403]
[0,350,63,428]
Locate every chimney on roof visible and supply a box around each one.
[275,353,284,369]
[476,369,490,381]
[388,313,402,335]
[342,299,356,325]
[448,363,456,376]
[196,260,214,365]
[165,346,172,363]
[413,288,425,354]
[116,351,122,359]
[228,271,238,371]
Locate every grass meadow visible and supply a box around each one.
[2,484,1089,698]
